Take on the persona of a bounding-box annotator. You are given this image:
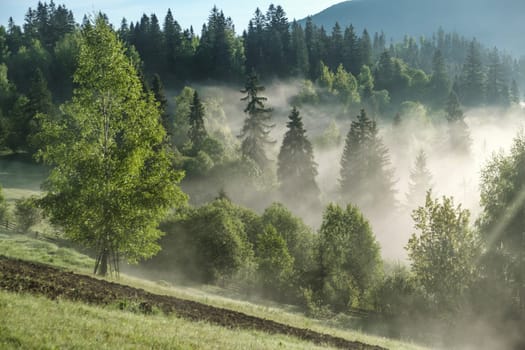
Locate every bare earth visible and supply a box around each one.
[0,255,386,350]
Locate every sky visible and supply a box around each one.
[0,0,344,33]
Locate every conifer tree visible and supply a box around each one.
[188,90,207,152]
[238,72,274,170]
[486,48,509,107]
[339,109,396,213]
[510,79,520,104]
[150,74,172,142]
[406,150,433,208]
[277,107,320,210]
[26,68,53,153]
[460,40,485,107]
[446,91,471,155]
[428,50,450,108]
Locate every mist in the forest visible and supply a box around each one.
[174,79,525,262]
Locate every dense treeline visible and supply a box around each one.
[1,2,525,348]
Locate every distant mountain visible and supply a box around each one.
[299,0,525,55]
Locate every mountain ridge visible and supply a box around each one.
[299,0,525,55]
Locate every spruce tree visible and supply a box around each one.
[428,50,450,109]
[460,40,485,107]
[446,91,471,155]
[150,74,172,142]
[277,107,320,211]
[486,48,509,107]
[339,109,396,214]
[510,79,520,104]
[26,68,53,153]
[188,90,207,152]
[406,150,433,208]
[238,72,274,170]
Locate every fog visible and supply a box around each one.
[176,80,525,263]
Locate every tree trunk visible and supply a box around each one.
[97,249,109,276]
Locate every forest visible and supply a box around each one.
[1,1,525,348]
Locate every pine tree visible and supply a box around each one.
[486,48,509,107]
[277,107,320,211]
[339,109,396,213]
[428,50,450,109]
[406,150,433,208]
[510,79,520,104]
[26,68,53,153]
[238,72,274,170]
[460,40,485,107]
[446,91,471,155]
[150,74,172,143]
[358,29,372,68]
[163,9,182,77]
[289,20,309,76]
[188,90,207,152]
[342,25,359,75]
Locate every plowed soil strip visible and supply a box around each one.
[0,255,386,350]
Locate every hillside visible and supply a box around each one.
[299,0,525,55]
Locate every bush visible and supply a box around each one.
[14,197,41,233]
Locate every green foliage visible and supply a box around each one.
[238,73,274,171]
[405,150,433,209]
[255,225,294,296]
[372,263,424,317]
[157,199,255,283]
[427,50,450,109]
[277,107,320,211]
[446,91,471,155]
[14,196,41,233]
[36,16,186,276]
[314,120,342,149]
[407,191,479,312]
[316,203,382,310]
[459,40,485,107]
[478,131,525,315]
[0,184,8,223]
[172,86,194,148]
[358,65,374,101]
[261,203,316,283]
[294,80,319,105]
[339,109,396,214]
[188,91,208,153]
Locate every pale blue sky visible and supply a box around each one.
[0,0,344,33]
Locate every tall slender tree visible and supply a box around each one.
[340,109,396,213]
[238,72,274,170]
[188,90,207,152]
[36,16,186,276]
[446,91,471,155]
[277,107,320,210]
[406,150,433,208]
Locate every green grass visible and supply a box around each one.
[0,290,342,350]
[0,232,426,350]
[0,155,47,203]
[0,232,94,271]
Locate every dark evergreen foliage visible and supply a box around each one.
[339,109,396,213]
[238,73,274,170]
[277,107,320,211]
[188,91,207,152]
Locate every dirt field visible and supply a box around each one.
[0,255,386,350]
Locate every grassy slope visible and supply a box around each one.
[0,232,426,350]
[0,158,426,350]
[0,290,342,350]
